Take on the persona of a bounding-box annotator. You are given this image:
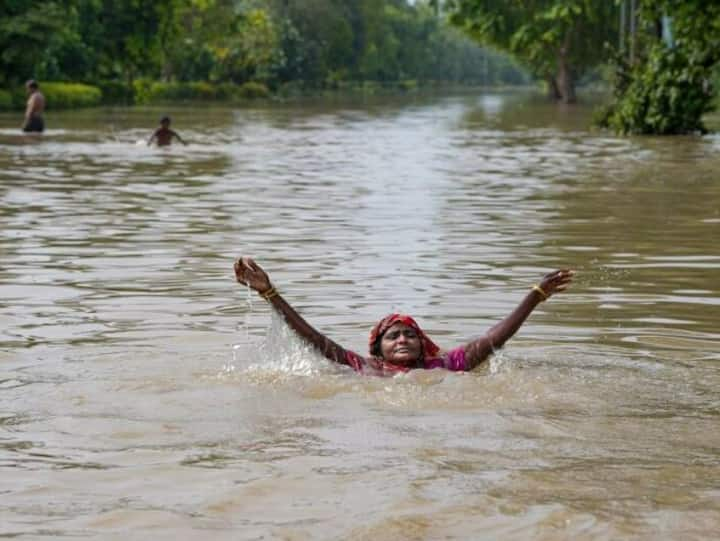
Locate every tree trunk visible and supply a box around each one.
[555,58,576,103]
[547,76,561,100]
[555,32,576,104]
[161,57,174,82]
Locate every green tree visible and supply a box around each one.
[0,1,71,85]
[161,0,240,82]
[270,0,355,84]
[212,7,280,83]
[93,0,177,82]
[445,0,619,102]
[0,0,531,97]
[598,0,720,134]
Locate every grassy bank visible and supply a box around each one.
[0,80,274,111]
[0,79,514,111]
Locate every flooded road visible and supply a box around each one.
[1,93,719,540]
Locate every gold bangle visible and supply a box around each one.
[260,286,279,300]
[532,284,549,301]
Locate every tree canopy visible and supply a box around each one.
[598,0,720,134]
[0,0,530,91]
[445,0,620,103]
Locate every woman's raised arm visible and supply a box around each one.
[463,269,574,370]
[234,257,347,364]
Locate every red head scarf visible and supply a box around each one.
[368,314,440,359]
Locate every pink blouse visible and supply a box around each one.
[343,346,467,376]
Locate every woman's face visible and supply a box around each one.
[379,323,422,365]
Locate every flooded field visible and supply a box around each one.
[1,92,719,540]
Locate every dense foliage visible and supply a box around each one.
[0,89,12,109]
[444,0,619,103]
[0,0,529,100]
[597,0,720,134]
[37,82,102,108]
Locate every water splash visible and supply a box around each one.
[223,285,258,373]
[223,310,331,379]
[488,349,511,375]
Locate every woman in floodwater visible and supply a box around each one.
[234,257,573,376]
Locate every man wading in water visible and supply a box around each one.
[22,80,45,133]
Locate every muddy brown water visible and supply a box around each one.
[1,92,719,540]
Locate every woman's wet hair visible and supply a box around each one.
[26,79,39,89]
[370,335,382,357]
[160,116,171,124]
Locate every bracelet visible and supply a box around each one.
[532,284,549,301]
[259,286,279,300]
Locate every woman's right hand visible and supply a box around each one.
[234,257,272,293]
[537,269,574,298]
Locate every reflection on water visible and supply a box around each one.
[1,93,719,539]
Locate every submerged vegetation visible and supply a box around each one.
[596,0,720,135]
[443,0,720,134]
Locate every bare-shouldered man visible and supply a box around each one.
[23,80,46,133]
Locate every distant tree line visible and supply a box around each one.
[0,0,531,95]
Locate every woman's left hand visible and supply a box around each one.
[538,269,574,298]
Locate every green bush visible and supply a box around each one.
[133,81,257,103]
[597,46,717,135]
[276,80,311,98]
[148,81,215,101]
[98,81,135,104]
[131,79,153,104]
[361,81,382,95]
[121,80,272,104]
[237,81,270,99]
[0,89,12,110]
[214,82,240,100]
[41,82,102,108]
[398,79,418,92]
